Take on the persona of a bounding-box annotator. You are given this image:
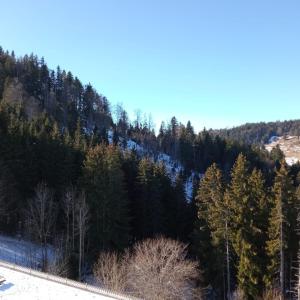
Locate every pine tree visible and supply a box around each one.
[265,159,297,298]
[225,154,250,252]
[74,118,85,150]
[225,154,268,298]
[237,168,269,298]
[135,158,163,239]
[194,163,229,297]
[82,144,130,253]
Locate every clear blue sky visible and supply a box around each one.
[1,0,300,132]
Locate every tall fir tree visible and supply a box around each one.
[135,158,163,239]
[265,159,298,298]
[82,144,130,254]
[225,154,268,299]
[194,163,229,298]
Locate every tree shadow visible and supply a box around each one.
[0,282,14,292]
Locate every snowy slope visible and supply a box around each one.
[108,131,200,201]
[0,262,131,300]
[0,234,54,269]
[0,236,133,299]
[265,135,300,165]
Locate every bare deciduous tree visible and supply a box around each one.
[93,237,201,299]
[93,251,129,293]
[62,186,77,252]
[46,234,70,277]
[76,191,89,281]
[261,289,281,300]
[127,237,200,300]
[26,182,56,270]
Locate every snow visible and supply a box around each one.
[156,153,183,183]
[155,154,202,201]
[268,136,279,144]
[108,130,201,200]
[264,135,300,165]
[286,135,294,140]
[0,235,131,299]
[0,235,54,269]
[0,263,126,300]
[126,139,144,154]
[185,173,195,201]
[285,157,299,166]
[108,130,113,144]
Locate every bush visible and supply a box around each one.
[93,237,201,299]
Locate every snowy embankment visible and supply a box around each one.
[0,261,132,300]
[0,235,134,299]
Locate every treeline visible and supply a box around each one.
[2,47,300,298]
[0,47,275,175]
[193,155,300,299]
[0,47,111,135]
[211,120,300,145]
[0,103,193,271]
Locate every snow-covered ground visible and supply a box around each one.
[0,235,54,269]
[0,235,132,299]
[265,135,300,165]
[0,264,128,300]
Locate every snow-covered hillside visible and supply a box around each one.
[0,234,54,269]
[108,131,200,201]
[0,235,133,299]
[0,262,130,300]
[265,135,300,165]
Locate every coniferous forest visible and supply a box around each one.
[1,48,300,299]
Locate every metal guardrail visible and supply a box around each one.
[0,259,138,300]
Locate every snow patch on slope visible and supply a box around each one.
[0,235,55,269]
[265,135,300,165]
[268,136,279,144]
[108,130,201,200]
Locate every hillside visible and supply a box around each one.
[265,135,300,165]
[0,262,129,300]
[211,120,300,145]
[2,47,300,299]
[0,234,54,269]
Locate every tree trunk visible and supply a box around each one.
[225,220,231,300]
[280,200,284,300]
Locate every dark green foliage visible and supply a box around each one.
[265,160,298,297]
[193,155,287,299]
[211,120,300,145]
[135,158,164,239]
[82,144,131,253]
[3,47,300,296]
[193,163,227,296]
[224,155,270,298]
[0,49,112,135]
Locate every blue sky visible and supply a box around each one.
[1,0,300,132]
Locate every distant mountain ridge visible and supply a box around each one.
[210,119,300,145]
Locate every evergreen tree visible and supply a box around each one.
[265,159,298,298]
[82,144,130,253]
[194,163,229,297]
[135,158,163,239]
[225,154,268,298]
[237,168,269,298]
